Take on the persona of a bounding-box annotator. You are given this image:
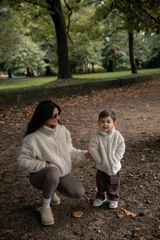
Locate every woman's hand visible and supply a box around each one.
[85,151,93,160]
[45,161,50,167]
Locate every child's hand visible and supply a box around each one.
[85,151,93,160]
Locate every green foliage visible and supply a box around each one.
[114,0,160,33]
[0,6,46,72]
[134,31,160,66]
[66,1,103,68]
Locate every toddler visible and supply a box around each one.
[89,109,125,208]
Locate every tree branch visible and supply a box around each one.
[114,0,128,14]
[141,8,160,25]
[63,0,73,42]
[108,27,124,38]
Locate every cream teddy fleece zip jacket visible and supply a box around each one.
[18,124,87,176]
[89,127,125,176]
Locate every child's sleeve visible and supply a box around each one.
[89,135,102,163]
[114,135,125,161]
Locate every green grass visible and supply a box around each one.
[0,68,160,92]
[75,68,160,79]
[0,76,57,92]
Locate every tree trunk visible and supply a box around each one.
[27,67,31,77]
[92,63,94,73]
[85,62,87,73]
[129,31,138,74]
[135,58,139,69]
[47,0,72,79]
[45,66,52,76]
[45,59,52,76]
[107,60,113,72]
[8,68,12,78]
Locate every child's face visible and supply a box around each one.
[98,116,116,133]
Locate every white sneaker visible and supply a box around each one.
[93,198,107,207]
[109,201,118,209]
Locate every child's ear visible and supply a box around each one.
[98,121,100,126]
[113,122,117,127]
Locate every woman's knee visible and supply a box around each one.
[74,185,85,199]
[46,167,60,183]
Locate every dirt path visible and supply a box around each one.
[0,80,160,240]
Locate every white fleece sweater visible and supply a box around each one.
[18,124,87,176]
[89,127,125,176]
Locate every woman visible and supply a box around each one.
[18,101,92,226]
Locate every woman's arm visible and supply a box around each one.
[65,129,88,164]
[18,142,46,173]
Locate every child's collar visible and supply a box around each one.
[98,127,115,136]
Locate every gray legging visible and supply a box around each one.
[29,167,84,199]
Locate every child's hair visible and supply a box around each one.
[99,109,116,122]
[25,101,61,136]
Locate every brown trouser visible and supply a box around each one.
[29,167,84,199]
[96,170,120,202]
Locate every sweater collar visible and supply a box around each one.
[98,127,115,136]
[40,124,59,136]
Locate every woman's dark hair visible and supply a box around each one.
[25,101,61,136]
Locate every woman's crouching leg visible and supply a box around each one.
[57,173,84,199]
[29,167,60,199]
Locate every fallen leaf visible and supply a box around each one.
[20,233,28,240]
[140,159,145,162]
[155,226,160,232]
[145,105,149,107]
[135,227,142,231]
[4,229,13,234]
[11,182,19,187]
[97,230,102,233]
[0,237,7,240]
[137,203,143,208]
[72,211,83,218]
[86,198,91,202]
[115,208,137,218]
[35,207,41,212]
[89,186,97,191]
[140,185,144,188]
[28,232,36,237]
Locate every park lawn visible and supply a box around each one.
[0,76,57,92]
[0,68,160,92]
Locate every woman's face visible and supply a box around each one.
[44,108,60,128]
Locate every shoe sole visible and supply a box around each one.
[93,198,107,207]
[109,204,118,209]
[41,220,54,226]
